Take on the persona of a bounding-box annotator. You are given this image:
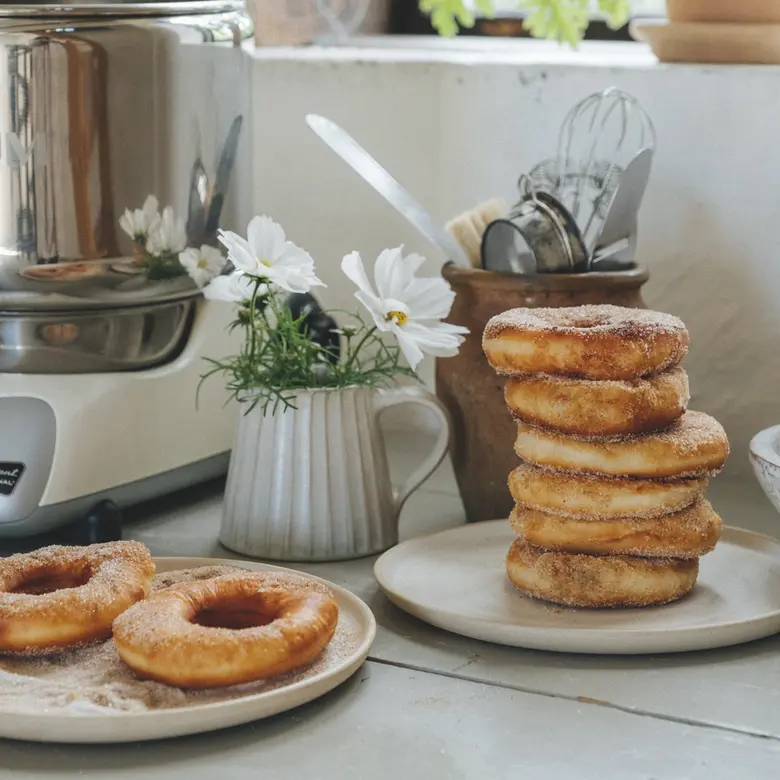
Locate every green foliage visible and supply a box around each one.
[419,0,630,46]
[143,252,187,281]
[199,280,417,416]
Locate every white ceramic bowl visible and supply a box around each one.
[750,425,780,514]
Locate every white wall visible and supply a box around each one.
[251,38,780,478]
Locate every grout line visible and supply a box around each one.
[365,657,780,743]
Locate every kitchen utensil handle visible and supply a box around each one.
[375,385,451,516]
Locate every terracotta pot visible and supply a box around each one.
[436,265,650,525]
[666,0,780,24]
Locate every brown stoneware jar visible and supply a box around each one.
[436,264,650,524]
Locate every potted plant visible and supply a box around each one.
[199,215,468,561]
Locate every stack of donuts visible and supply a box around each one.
[482,304,729,608]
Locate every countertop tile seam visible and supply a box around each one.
[366,658,780,742]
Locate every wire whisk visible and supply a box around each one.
[554,87,656,247]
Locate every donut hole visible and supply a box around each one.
[570,316,609,329]
[11,566,92,595]
[194,595,278,630]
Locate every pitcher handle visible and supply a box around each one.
[375,385,452,517]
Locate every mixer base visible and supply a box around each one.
[0,452,230,539]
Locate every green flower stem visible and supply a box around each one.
[342,325,378,375]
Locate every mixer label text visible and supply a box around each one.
[0,463,24,495]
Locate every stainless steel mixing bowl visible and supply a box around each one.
[0,0,251,372]
[0,295,197,373]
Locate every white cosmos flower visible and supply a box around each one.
[179,245,225,287]
[217,215,324,294]
[119,194,160,242]
[146,206,187,256]
[203,273,259,304]
[341,247,469,371]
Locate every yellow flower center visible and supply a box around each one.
[259,258,272,268]
[386,310,408,327]
[197,258,208,269]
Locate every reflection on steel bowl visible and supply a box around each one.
[19,262,107,283]
[0,300,196,374]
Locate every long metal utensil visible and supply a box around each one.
[305,114,470,268]
[593,147,654,254]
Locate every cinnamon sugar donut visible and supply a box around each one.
[113,572,339,689]
[505,366,689,437]
[0,541,154,652]
[510,498,722,559]
[506,538,699,608]
[508,463,706,520]
[514,411,729,479]
[483,304,689,380]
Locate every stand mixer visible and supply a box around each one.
[0,1,253,538]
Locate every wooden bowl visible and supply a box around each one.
[632,20,780,64]
[666,0,780,24]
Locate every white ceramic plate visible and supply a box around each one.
[0,557,376,744]
[374,521,780,655]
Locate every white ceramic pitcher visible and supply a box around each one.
[219,385,451,561]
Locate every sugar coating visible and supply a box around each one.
[514,410,730,479]
[0,542,154,641]
[114,570,336,655]
[484,304,687,341]
[506,537,699,608]
[508,462,708,520]
[509,498,723,559]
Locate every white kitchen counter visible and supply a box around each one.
[3,434,780,778]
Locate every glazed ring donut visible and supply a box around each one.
[509,463,706,520]
[483,304,689,380]
[506,538,699,608]
[510,498,722,559]
[113,572,339,689]
[514,411,729,479]
[0,541,154,652]
[505,366,689,437]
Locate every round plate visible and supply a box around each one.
[0,557,376,743]
[374,521,780,655]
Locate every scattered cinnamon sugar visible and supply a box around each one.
[0,566,362,716]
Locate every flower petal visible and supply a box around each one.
[401,321,467,357]
[403,277,456,321]
[401,252,427,280]
[218,230,257,274]
[203,273,254,303]
[341,251,376,298]
[391,323,425,370]
[374,246,406,300]
[247,216,286,263]
[354,290,391,331]
[273,242,315,269]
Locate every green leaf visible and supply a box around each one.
[419,0,477,36]
[418,0,630,46]
[597,0,630,29]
